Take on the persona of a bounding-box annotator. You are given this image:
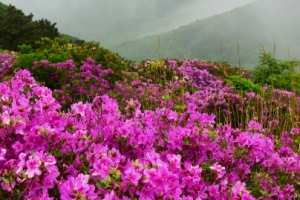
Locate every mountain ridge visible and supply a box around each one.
[112,0,300,66]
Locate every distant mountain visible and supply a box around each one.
[0,0,258,49]
[60,34,80,42]
[112,0,300,66]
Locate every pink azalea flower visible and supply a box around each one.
[137,186,155,200]
[248,120,262,131]
[209,184,219,197]
[246,92,255,99]
[269,120,279,127]
[210,163,226,179]
[262,115,268,120]
[0,148,6,161]
[35,95,60,113]
[231,181,254,199]
[123,167,142,186]
[59,174,97,200]
[16,153,27,174]
[34,151,57,172]
[103,190,120,200]
[1,181,16,192]
[25,156,42,178]
[86,57,95,64]
[71,102,87,117]
[291,128,299,135]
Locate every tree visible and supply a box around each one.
[251,51,300,92]
[0,5,33,50]
[0,2,8,12]
[32,18,59,48]
[0,5,59,51]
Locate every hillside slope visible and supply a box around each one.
[112,0,300,66]
[0,0,257,48]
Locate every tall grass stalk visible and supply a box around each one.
[156,35,161,60]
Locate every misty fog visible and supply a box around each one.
[0,0,257,47]
[2,0,299,65]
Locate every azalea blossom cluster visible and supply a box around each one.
[1,66,300,199]
[238,87,300,135]
[113,70,183,111]
[31,58,113,109]
[0,51,17,81]
[113,59,237,114]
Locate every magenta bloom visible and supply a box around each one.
[231,181,254,199]
[248,120,262,131]
[25,156,42,178]
[59,174,97,200]
[291,128,299,135]
[34,151,57,173]
[12,141,24,153]
[0,148,6,161]
[246,92,255,99]
[103,191,120,200]
[232,181,246,196]
[86,57,95,64]
[210,163,226,179]
[1,181,16,192]
[137,186,155,200]
[16,153,27,175]
[71,102,87,117]
[269,120,279,127]
[209,184,219,197]
[123,167,142,186]
[35,95,61,113]
[262,115,268,121]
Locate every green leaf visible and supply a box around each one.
[1,177,9,184]
[259,190,273,197]
[132,159,141,168]
[114,170,121,180]
[109,166,116,174]
[280,175,288,182]
[184,137,190,145]
[96,177,110,189]
[71,125,76,134]
[116,136,129,142]
[106,175,112,183]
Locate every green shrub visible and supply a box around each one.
[13,37,134,84]
[228,75,262,94]
[251,51,299,92]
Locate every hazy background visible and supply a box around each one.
[108,0,300,66]
[2,0,299,66]
[0,0,257,47]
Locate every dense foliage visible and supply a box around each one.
[13,37,134,84]
[0,5,59,51]
[251,52,300,93]
[1,48,300,199]
[0,1,7,12]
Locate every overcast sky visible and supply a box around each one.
[0,0,258,46]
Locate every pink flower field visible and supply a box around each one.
[1,51,300,199]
